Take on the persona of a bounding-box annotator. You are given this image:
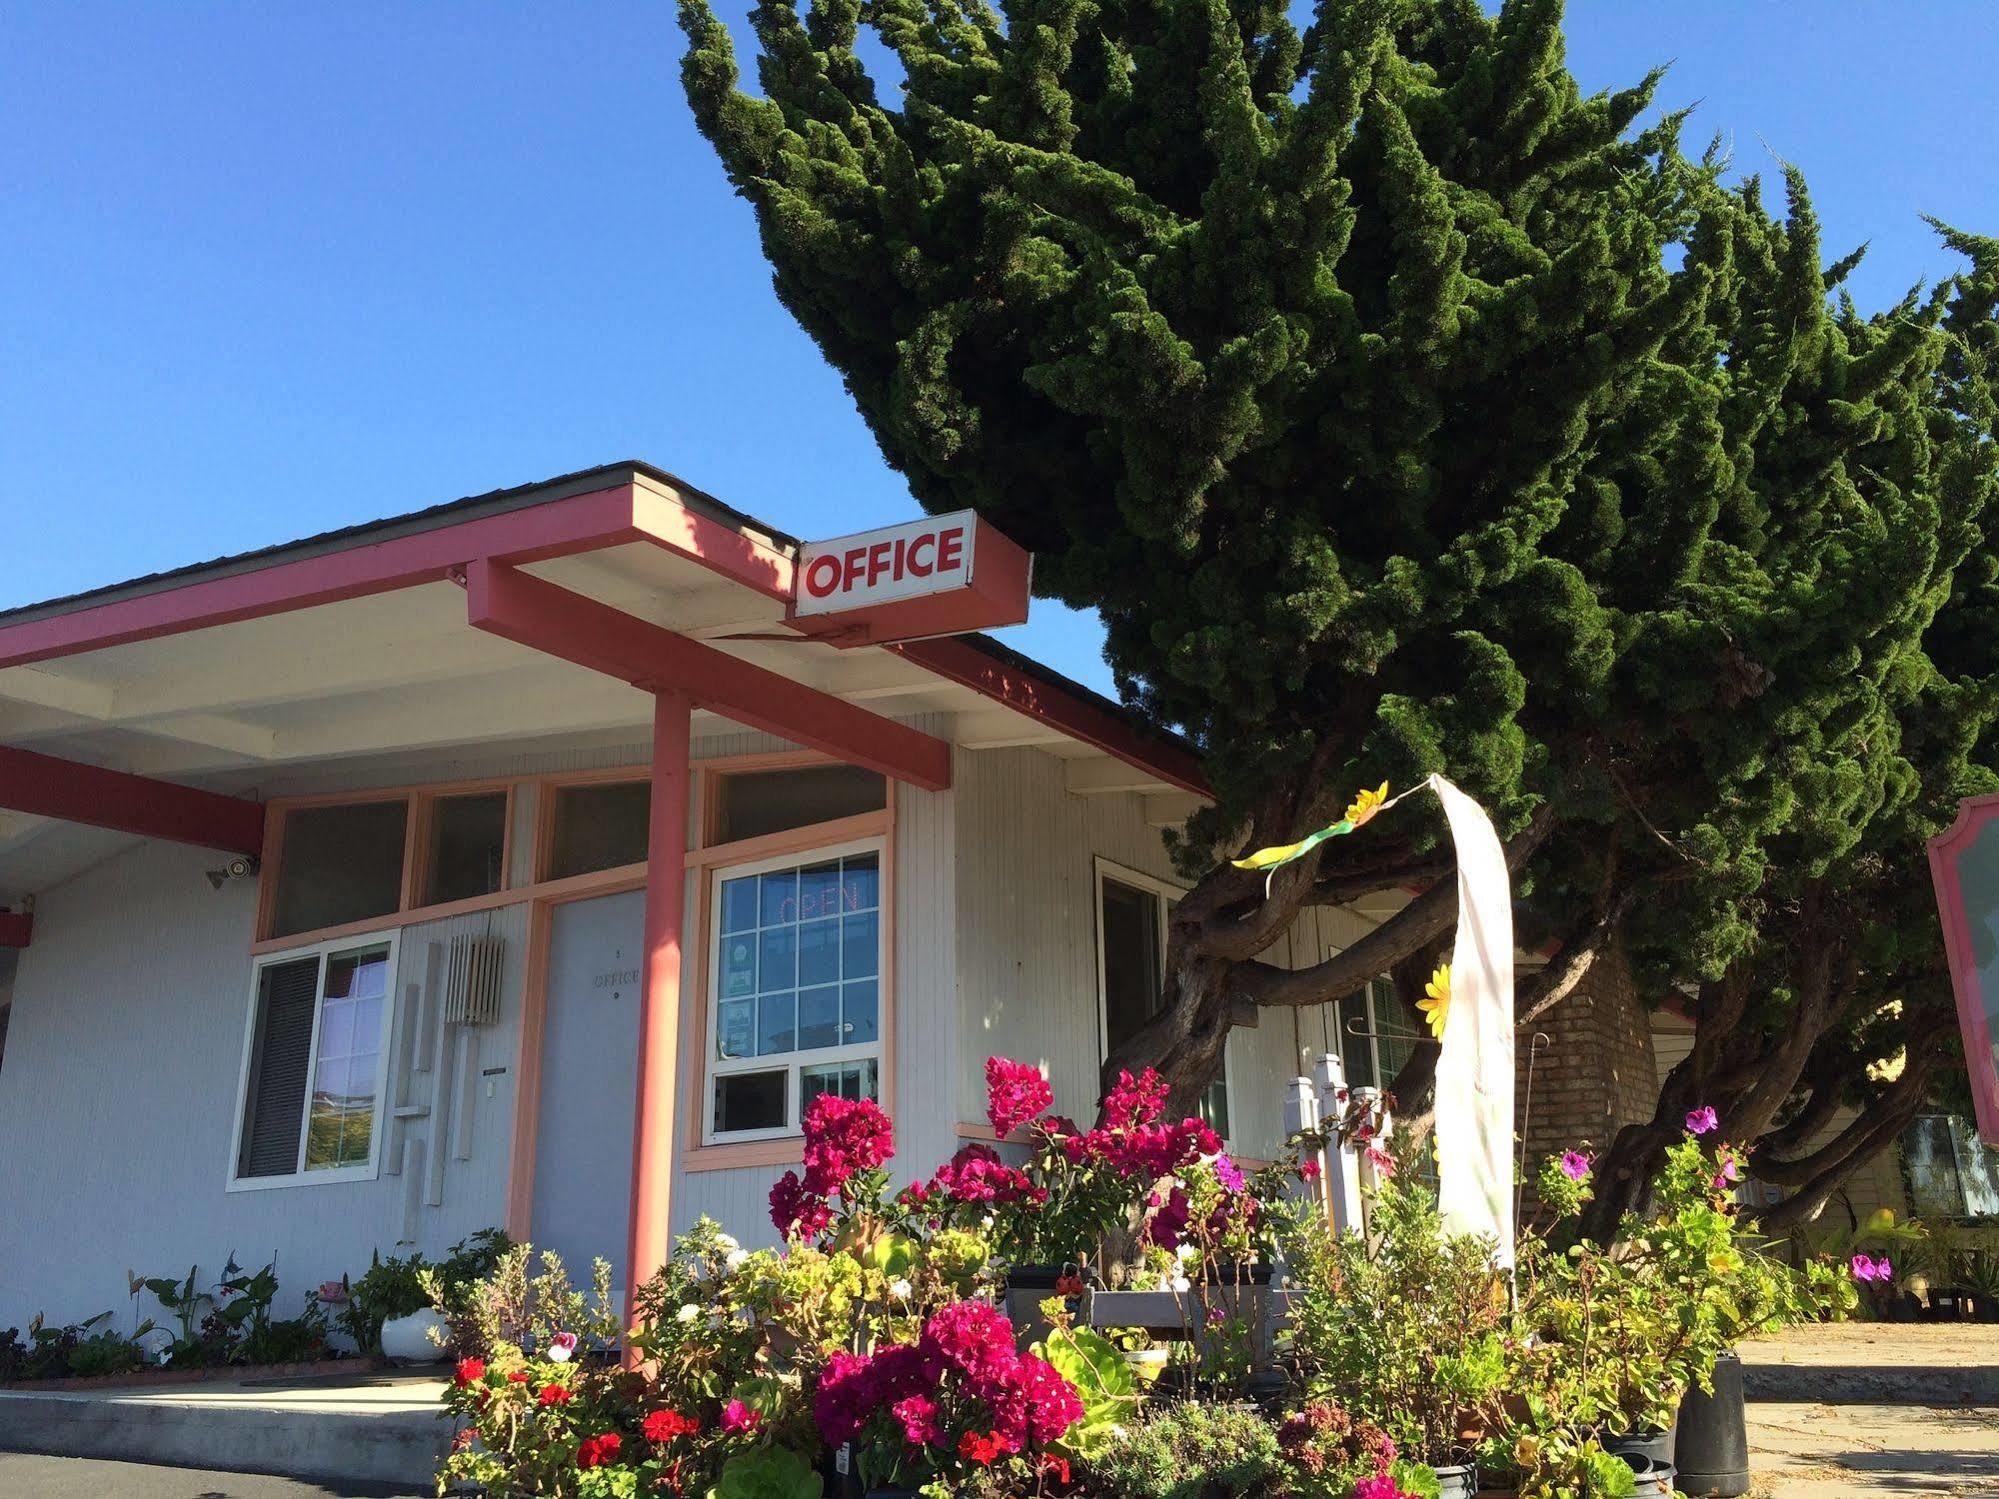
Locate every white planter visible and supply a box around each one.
[379,1307,449,1363]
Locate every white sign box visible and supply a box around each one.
[790,511,1031,646]
[796,512,979,614]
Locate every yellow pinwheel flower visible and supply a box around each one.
[1345,781,1391,827]
[1417,962,1452,1040]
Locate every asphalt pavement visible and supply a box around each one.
[0,1453,423,1498]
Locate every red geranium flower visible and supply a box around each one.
[958,1430,1005,1465]
[506,1370,530,1383]
[453,1357,486,1387]
[576,1432,622,1469]
[643,1407,700,1443]
[538,1382,573,1406]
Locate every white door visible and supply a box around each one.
[530,889,645,1300]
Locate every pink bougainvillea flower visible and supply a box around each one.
[1559,1150,1592,1182]
[1297,1157,1322,1182]
[1102,1068,1171,1130]
[769,1170,834,1240]
[892,1392,945,1448]
[984,1056,1054,1137]
[1353,1474,1418,1499]
[1685,1106,1720,1136]
[544,1331,579,1364]
[721,1398,761,1435]
[800,1093,895,1197]
[1365,1143,1397,1178]
[931,1141,1039,1204]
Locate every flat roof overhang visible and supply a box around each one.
[0,463,1208,907]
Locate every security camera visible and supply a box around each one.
[205,856,261,891]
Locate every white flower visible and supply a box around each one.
[1155,1274,1174,1293]
[979,1215,995,1231]
[724,1248,751,1273]
[157,1348,172,1365]
[888,1278,913,1299]
[677,1304,701,1324]
[1175,1243,1199,1263]
[714,1232,740,1252]
[1171,1275,1192,1294]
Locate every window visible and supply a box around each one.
[232,937,396,1186]
[423,791,509,905]
[546,780,651,880]
[706,840,884,1141]
[1903,1114,1999,1218]
[1094,860,1230,1140]
[1311,972,1412,1093]
[713,764,886,844]
[270,800,409,939]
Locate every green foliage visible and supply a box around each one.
[680,0,1999,1158]
[1283,1175,1509,1464]
[1033,1325,1140,1458]
[1519,1137,1852,1435]
[709,1445,824,1499]
[1077,1400,1283,1499]
[345,1249,429,1353]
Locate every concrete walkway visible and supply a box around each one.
[1740,1326,1999,1495]
[0,1367,450,1490]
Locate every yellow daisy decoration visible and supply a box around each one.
[1417,962,1452,1040]
[1345,781,1391,827]
[1231,783,1395,872]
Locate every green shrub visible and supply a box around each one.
[1079,1401,1281,1499]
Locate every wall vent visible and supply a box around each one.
[442,931,505,1027]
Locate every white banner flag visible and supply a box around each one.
[1429,774,1515,1265]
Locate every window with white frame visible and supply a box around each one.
[1093,859,1231,1141]
[231,936,397,1186]
[706,839,884,1141]
[1305,968,1413,1092]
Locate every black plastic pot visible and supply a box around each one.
[1675,1350,1749,1497]
[1433,1461,1476,1498]
[1604,1427,1674,1468]
[1620,1456,1677,1497]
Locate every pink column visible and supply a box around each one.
[625,689,692,1350]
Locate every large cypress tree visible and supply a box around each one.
[679,0,1999,1152]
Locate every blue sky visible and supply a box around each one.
[3,2,1994,697]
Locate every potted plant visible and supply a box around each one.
[1282,1170,1506,1495]
[352,1250,442,1361]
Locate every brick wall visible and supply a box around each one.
[1516,942,1658,1165]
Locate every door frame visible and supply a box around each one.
[504,870,649,1237]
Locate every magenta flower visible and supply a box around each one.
[984,1056,1054,1137]
[1558,1150,1592,1182]
[1296,1158,1322,1183]
[1850,1253,1894,1284]
[1214,1153,1246,1193]
[1685,1106,1720,1136]
[1713,1154,1742,1192]
[721,1398,761,1435]
[800,1093,895,1198]
[544,1331,578,1364]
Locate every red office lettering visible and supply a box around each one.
[867,541,893,585]
[908,533,935,576]
[804,555,842,598]
[937,526,965,573]
[892,535,908,580]
[843,547,868,589]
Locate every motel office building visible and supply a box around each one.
[0,463,1419,1331]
